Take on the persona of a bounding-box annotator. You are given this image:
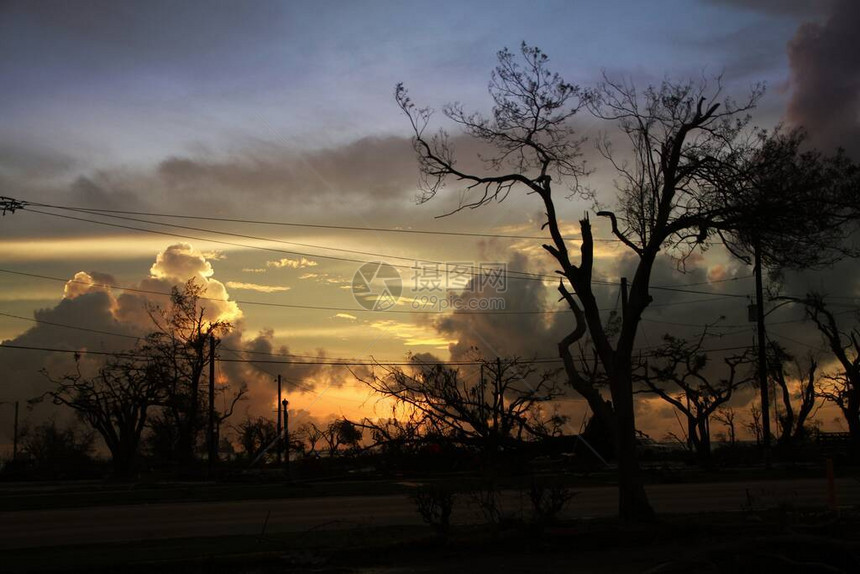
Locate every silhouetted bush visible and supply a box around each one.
[529,478,576,526]
[410,484,456,536]
[11,420,97,479]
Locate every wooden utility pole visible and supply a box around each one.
[276,375,283,465]
[282,399,290,474]
[479,364,486,425]
[753,238,772,466]
[496,356,503,412]
[12,401,19,460]
[208,334,217,473]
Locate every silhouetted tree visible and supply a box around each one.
[144,279,231,465]
[745,404,763,446]
[782,294,860,454]
[329,418,363,454]
[295,421,325,457]
[357,355,564,454]
[234,415,277,462]
[713,407,738,446]
[767,342,820,448]
[717,127,859,270]
[41,354,164,476]
[637,332,754,462]
[397,44,772,520]
[18,420,95,477]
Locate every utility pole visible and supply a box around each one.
[0,197,25,216]
[479,363,486,426]
[282,399,290,475]
[753,237,772,466]
[208,334,217,474]
[12,401,19,460]
[276,375,283,465]
[496,357,503,432]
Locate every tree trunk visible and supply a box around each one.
[696,418,711,463]
[613,373,655,522]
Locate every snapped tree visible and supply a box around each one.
[397,44,775,520]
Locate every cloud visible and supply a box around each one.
[786,0,860,156]
[704,0,832,17]
[266,257,318,269]
[0,243,358,443]
[334,313,357,320]
[224,281,290,293]
[150,242,214,280]
[63,271,116,300]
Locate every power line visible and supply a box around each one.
[30,206,558,281]
[20,205,753,298]
[26,200,609,242]
[0,311,143,342]
[0,267,747,315]
[0,341,756,366]
[0,310,392,364]
[0,305,751,363]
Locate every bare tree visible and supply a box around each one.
[781,294,860,454]
[295,422,325,457]
[767,342,820,448]
[144,279,232,465]
[357,355,563,455]
[41,354,164,476]
[713,407,738,446]
[636,332,754,462]
[397,44,770,520]
[745,404,763,446]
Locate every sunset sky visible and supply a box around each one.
[1,0,858,444]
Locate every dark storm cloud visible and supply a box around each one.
[425,241,828,435]
[0,142,77,180]
[156,136,423,209]
[1,135,432,239]
[786,0,860,155]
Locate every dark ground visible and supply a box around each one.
[3,510,859,573]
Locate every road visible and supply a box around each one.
[1,478,857,550]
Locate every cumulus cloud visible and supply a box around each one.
[150,242,214,281]
[63,271,116,300]
[0,243,347,440]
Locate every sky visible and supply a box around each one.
[1,0,858,447]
